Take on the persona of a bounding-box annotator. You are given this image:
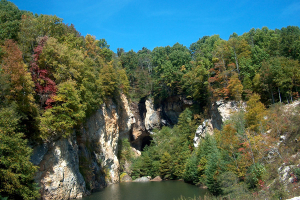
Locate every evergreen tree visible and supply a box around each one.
[159,152,173,179]
[0,105,39,200]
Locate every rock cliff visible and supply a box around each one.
[31,94,193,199]
[194,100,245,147]
[31,93,135,199]
[31,135,86,199]
[160,96,193,125]
[130,97,161,150]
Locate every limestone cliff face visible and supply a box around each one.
[31,94,195,199]
[31,135,86,200]
[145,98,161,133]
[31,93,135,199]
[130,97,161,150]
[194,100,245,147]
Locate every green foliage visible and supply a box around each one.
[218,171,239,195]
[182,65,209,102]
[0,0,24,41]
[184,152,199,184]
[245,163,266,189]
[130,158,143,180]
[293,168,300,181]
[152,43,191,100]
[204,137,223,196]
[1,2,300,198]
[0,105,39,200]
[99,62,118,97]
[39,80,85,138]
[118,139,134,173]
[159,152,173,179]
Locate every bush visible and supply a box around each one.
[293,167,300,182]
[245,163,266,189]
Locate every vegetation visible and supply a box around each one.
[1,0,300,199]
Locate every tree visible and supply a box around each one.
[227,73,243,100]
[159,152,173,179]
[39,80,85,139]
[30,36,57,109]
[97,38,110,49]
[204,136,224,195]
[184,152,199,184]
[245,93,266,132]
[182,64,209,102]
[280,26,300,61]
[152,43,191,100]
[98,62,118,97]
[1,40,37,115]
[0,0,23,41]
[0,105,39,200]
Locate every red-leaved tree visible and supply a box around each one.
[30,36,57,109]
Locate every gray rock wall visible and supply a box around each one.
[193,100,246,147]
[32,135,86,200]
[31,93,135,199]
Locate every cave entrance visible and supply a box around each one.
[141,136,153,151]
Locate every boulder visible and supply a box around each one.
[278,164,295,184]
[120,174,132,182]
[133,177,150,182]
[151,176,162,182]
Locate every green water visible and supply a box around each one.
[81,181,208,200]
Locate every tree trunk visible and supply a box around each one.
[278,87,282,103]
[233,47,240,75]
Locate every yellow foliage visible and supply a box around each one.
[245,93,266,132]
[227,73,243,100]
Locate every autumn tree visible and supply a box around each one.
[30,36,57,109]
[227,73,243,100]
[39,80,85,139]
[1,39,37,119]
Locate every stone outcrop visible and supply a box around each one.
[145,99,161,133]
[31,135,86,200]
[129,95,195,150]
[161,96,193,125]
[193,119,214,148]
[210,100,245,130]
[278,164,296,184]
[193,100,245,147]
[130,97,162,150]
[120,173,132,182]
[78,99,120,185]
[31,93,135,199]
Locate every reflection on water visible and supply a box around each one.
[81,181,208,200]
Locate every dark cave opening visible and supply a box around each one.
[141,136,153,151]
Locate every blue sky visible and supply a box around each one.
[10,0,300,53]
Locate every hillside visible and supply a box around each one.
[0,0,300,199]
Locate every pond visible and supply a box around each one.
[81,181,208,200]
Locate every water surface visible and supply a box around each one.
[82,181,208,200]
